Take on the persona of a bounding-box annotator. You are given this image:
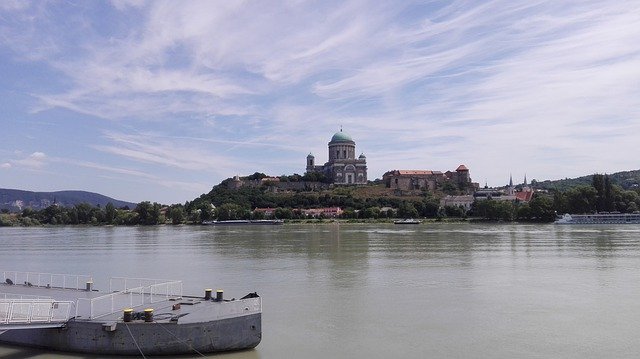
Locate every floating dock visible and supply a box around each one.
[0,271,261,356]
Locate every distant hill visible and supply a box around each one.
[0,189,137,212]
[535,169,640,191]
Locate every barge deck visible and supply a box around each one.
[0,271,261,356]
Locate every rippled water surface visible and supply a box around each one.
[1,223,640,358]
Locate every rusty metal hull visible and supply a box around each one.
[0,312,261,355]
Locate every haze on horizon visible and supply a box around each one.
[1,0,639,204]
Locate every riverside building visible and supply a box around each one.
[305,130,368,185]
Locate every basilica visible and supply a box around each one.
[306,130,368,184]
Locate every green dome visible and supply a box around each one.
[330,131,354,143]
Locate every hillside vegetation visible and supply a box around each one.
[0,188,136,211]
[4,169,640,226]
[535,169,640,191]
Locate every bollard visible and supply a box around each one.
[216,289,224,302]
[123,308,133,322]
[144,308,154,322]
[86,281,93,291]
[204,288,212,300]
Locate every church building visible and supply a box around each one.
[306,130,368,184]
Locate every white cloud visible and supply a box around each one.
[110,0,146,11]
[94,131,242,175]
[0,0,30,12]
[1,163,11,169]
[2,0,640,200]
[13,152,47,169]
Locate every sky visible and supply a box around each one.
[1,0,639,205]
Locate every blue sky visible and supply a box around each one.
[1,0,639,204]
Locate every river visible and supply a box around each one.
[1,223,640,358]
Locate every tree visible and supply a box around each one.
[528,195,555,222]
[274,207,292,219]
[592,174,606,211]
[565,186,597,214]
[471,200,515,221]
[360,207,381,219]
[135,201,162,225]
[197,202,214,222]
[105,202,116,224]
[604,175,614,211]
[135,201,152,225]
[444,205,465,218]
[397,202,418,218]
[217,203,243,220]
[441,181,458,195]
[41,205,62,224]
[74,203,93,224]
[170,207,184,225]
[245,172,268,181]
[517,203,532,221]
[421,199,440,218]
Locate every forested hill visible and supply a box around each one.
[0,188,136,212]
[535,170,640,191]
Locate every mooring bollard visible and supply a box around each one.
[123,308,133,322]
[144,308,154,322]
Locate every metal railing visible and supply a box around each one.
[0,299,74,326]
[2,271,92,290]
[75,277,182,319]
[1,292,51,300]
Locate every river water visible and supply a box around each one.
[1,223,640,358]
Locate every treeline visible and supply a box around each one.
[552,174,640,214]
[536,169,640,192]
[0,201,184,226]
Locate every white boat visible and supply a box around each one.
[394,218,421,225]
[555,212,640,224]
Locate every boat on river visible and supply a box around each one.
[555,212,640,224]
[202,219,284,226]
[394,218,421,225]
[0,271,261,356]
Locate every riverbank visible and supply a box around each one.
[2,213,555,227]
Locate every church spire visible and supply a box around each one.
[524,174,527,186]
[507,174,514,196]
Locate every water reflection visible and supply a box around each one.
[2,224,640,359]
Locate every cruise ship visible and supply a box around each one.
[555,212,640,224]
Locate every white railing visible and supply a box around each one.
[0,299,74,326]
[75,278,182,319]
[2,271,92,290]
[0,292,51,300]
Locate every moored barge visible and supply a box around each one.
[0,271,261,356]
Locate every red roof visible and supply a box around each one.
[397,170,433,175]
[515,191,534,202]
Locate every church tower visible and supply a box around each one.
[306,153,315,173]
